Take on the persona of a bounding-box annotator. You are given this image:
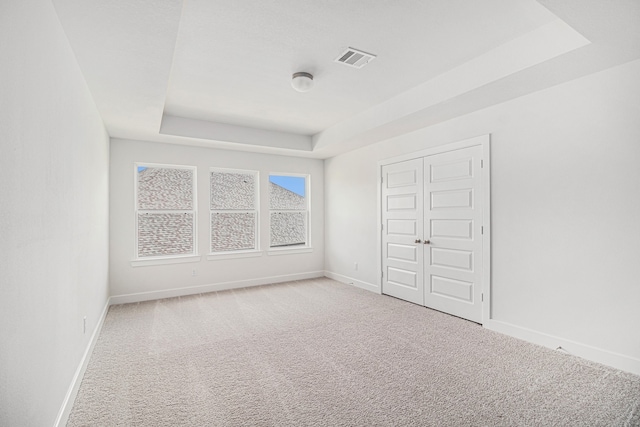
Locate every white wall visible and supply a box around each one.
[0,1,110,426]
[325,59,640,374]
[110,139,324,299]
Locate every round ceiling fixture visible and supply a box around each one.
[291,72,314,93]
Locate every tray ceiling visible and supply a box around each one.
[51,0,640,158]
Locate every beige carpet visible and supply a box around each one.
[68,278,640,426]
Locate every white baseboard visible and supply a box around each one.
[54,298,111,427]
[110,271,325,305]
[324,270,379,293]
[485,319,640,377]
[54,277,638,427]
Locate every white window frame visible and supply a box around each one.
[267,172,312,256]
[208,167,262,261]
[131,162,199,267]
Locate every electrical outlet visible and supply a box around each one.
[354,262,358,271]
[192,269,198,277]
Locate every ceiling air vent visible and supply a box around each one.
[334,47,376,68]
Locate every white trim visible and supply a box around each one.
[485,319,640,376]
[209,168,260,254]
[324,271,379,293]
[378,134,489,167]
[54,298,111,427]
[207,250,263,261]
[377,134,491,323]
[267,246,313,256]
[134,161,195,170]
[376,162,382,295]
[268,172,311,248]
[481,138,492,324]
[210,166,261,175]
[134,162,198,260]
[109,271,325,305]
[131,255,201,267]
[268,171,311,179]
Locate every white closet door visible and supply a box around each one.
[423,145,484,323]
[381,158,424,305]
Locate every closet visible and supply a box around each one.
[380,139,488,323]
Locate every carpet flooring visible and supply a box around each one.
[67,278,640,426]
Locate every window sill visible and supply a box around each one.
[207,250,263,261]
[267,247,313,256]
[131,255,201,267]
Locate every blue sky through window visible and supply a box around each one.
[137,166,147,173]
[270,175,305,197]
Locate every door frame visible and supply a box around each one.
[377,135,491,324]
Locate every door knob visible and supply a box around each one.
[423,240,431,244]
[415,239,422,243]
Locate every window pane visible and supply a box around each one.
[211,171,255,210]
[211,212,256,252]
[137,167,193,210]
[137,213,194,257]
[269,176,306,210]
[270,212,306,247]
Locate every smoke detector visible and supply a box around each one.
[334,47,376,68]
[291,72,314,92]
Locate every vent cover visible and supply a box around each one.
[335,47,376,68]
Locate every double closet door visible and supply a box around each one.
[381,144,484,323]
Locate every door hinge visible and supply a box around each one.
[481,159,484,168]
[381,271,384,279]
[381,223,384,231]
[481,293,484,302]
[381,176,384,184]
[481,226,484,235]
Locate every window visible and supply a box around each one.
[210,169,259,254]
[269,174,309,249]
[134,164,197,262]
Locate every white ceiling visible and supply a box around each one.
[51,0,640,159]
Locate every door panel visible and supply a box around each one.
[388,267,418,288]
[387,169,417,187]
[388,194,417,210]
[430,219,473,239]
[387,219,417,235]
[382,158,424,305]
[430,189,473,210]
[424,145,483,323]
[430,247,473,271]
[430,158,473,182]
[388,243,418,262]
[430,276,473,302]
